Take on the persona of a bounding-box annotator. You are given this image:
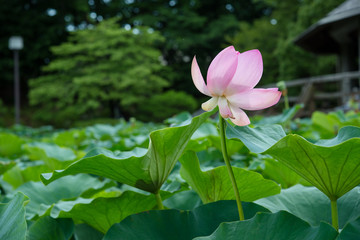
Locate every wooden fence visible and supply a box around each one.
[264,71,360,115]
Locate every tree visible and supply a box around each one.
[109,0,269,95]
[228,0,344,85]
[0,0,273,126]
[29,18,169,126]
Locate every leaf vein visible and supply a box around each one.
[295,141,331,196]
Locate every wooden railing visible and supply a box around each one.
[264,71,360,114]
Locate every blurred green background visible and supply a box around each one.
[0,0,343,127]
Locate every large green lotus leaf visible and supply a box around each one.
[26,216,74,240]
[50,191,160,233]
[310,111,360,140]
[262,158,304,188]
[0,132,24,158]
[74,224,103,240]
[255,185,360,229]
[3,163,51,189]
[41,110,215,193]
[195,147,223,168]
[0,192,28,240]
[185,123,218,153]
[226,123,286,153]
[190,120,246,155]
[164,111,192,125]
[2,165,27,190]
[191,122,218,139]
[208,135,245,156]
[185,137,213,153]
[0,159,16,176]
[85,124,121,140]
[311,111,342,139]
[264,126,360,199]
[23,142,78,170]
[103,200,269,240]
[194,211,338,240]
[179,151,280,203]
[112,134,149,151]
[53,129,87,148]
[255,104,303,125]
[163,190,202,210]
[337,216,360,239]
[15,174,115,219]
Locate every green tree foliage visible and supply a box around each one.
[0,0,268,108]
[1,0,348,126]
[29,18,169,126]
[228,0,344,85]
[109,0,268,95]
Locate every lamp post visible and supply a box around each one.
[8,36,23,125]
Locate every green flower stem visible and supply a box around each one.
[155,191,164,210]
[219,116,244,221]
[331,199,339,231]
[284,94,289,110]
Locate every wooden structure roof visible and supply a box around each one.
[294,0,360,54]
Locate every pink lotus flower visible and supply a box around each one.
[191,46,281,126]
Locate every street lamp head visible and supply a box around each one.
[8,36,23,50]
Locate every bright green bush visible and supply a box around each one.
[29,18,168,127]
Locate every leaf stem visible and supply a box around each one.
[155,191,164,210]
[219,116,244,220]
[284,92,289,110]
[331,199,339,231]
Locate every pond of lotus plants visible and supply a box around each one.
[2,46,360,239]
[1,105,360,240]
